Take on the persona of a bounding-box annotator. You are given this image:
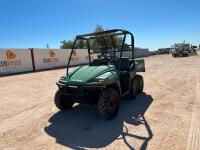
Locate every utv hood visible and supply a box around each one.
[60,65,117,85]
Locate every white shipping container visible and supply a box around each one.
[33,49,68,70]
[66,49,97,66]
[0,49,33,75]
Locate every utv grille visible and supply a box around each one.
[65,86,84,95]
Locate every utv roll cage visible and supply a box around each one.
[67,29,135,75]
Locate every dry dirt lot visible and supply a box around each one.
[0,55,200,150]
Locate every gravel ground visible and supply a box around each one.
[0,54,200,150]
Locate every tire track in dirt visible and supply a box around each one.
[186,68,200,150]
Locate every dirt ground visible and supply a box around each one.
[0,54,200,150]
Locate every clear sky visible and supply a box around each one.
[0,0,199,51]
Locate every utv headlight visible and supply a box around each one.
[86,81,104,85]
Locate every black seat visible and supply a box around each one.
[119,57,130,75]
[118,57,130,92]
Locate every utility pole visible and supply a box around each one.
[46,44,49,49]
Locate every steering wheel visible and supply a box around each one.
[105,55,120,64]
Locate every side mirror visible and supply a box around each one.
[135,58,145,72]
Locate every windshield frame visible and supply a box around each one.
[66,29,134,75]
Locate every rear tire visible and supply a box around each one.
[98,88,119,120]
[172,53,177,57]
[135,75,144,93]
[54,90,74,111]
[126,77,137,100]
[184,53,189,57]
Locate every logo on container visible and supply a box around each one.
[6,50,16,59]
[72,50,77,57]
[49,50,56,57]
[0,50,22,68]
[71,49,79,61]
[43,50,59,64]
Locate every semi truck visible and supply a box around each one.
[171,42,192,57]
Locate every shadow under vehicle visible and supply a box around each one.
[45,92,153,150]
[55,29,145,120]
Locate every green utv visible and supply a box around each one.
[55,29,145,120]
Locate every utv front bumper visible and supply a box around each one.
[56,81,105,88]
[56,82,105,104]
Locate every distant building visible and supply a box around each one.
[135,47,150,58]
[158,48,170,54]
[116,47,150,58]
